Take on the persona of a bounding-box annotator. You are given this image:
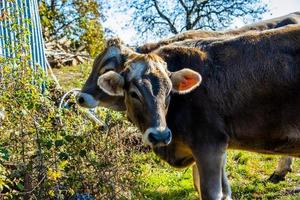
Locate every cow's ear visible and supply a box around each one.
[97,71,124,96]
[170,68,202,94]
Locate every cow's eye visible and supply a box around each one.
[129,91,141,101]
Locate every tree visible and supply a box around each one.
[106,0,268,41]
[39,0,105,56]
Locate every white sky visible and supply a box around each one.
[102,0,300,45]
[263,0,300,18]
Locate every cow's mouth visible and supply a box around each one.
[165,156,195,168]
[175,156,195,168]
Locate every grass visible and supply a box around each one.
[51,62,93,90]
[52,63,300,200]
[135,151,300,200]
[133,152,198,200]
[227,151,300,200]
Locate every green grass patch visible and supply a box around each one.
[133,152,198,200]
[52,62,93,90]
[135,151,300,200]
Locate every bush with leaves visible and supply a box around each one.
[0,61,145,200]
[1,56,147,200]
[0,5,144,199]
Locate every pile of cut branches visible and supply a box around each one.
[45,37,91,68]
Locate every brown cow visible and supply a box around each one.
[140,12,300,181]
[97,25,300,199]
[77,13,300,196]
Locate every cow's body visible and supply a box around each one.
[97,25,300,199]
[155,25,300,153]
[137,12,300,188]
[153,25,300,199]
[78,13,300,199]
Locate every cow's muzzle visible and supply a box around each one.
[76,92,99,108]
[143,127,172,147]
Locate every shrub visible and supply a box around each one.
[0,59,145,199]
[0,6,144,199]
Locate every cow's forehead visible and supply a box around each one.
[125,54,168,80]
[125,54,172,95]
[127,61,147,80]
[92,45,121,71]
[95,38,123,65]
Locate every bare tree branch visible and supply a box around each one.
[114,0,268,40]
[151,0,179,34]
[178,0,189,13]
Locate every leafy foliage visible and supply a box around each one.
[39,0,105,57]
[79,19,105,57]
[0,8,143,199]
[0,57,146,200]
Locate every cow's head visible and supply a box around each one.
[97,53,202,147]
[76,38,134,111]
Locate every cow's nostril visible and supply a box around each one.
[77,96,85,104]
[76,93,99,108]
[147,130,172,146]
[163,130,172,145]
[163,130,171,139]
[148,132,159,145]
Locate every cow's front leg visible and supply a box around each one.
[268,156,293,183]
[221,153,231,200]
[193,155,231,200]
[194,144,227,200]
[192,164,201,194]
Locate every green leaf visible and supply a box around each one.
[55,140,64,147]
[45,140,53,150]
[64,135,73,142]
[16,183,24,191]
[0,148,9,161]
[58,152,69,160]
[79,149,86,157]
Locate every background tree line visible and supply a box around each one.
[117,0,268,39]
[39,0,105,57]
[39,0,268,51]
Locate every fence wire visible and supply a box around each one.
[0,0,47,73]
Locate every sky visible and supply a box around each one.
[263,0,300,18]
[102,0,300,45]
[232,0,300,28]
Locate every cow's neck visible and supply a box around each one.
[156,46,207,73]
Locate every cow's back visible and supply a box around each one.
[202,25,300,155]
[238,12,300,31]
